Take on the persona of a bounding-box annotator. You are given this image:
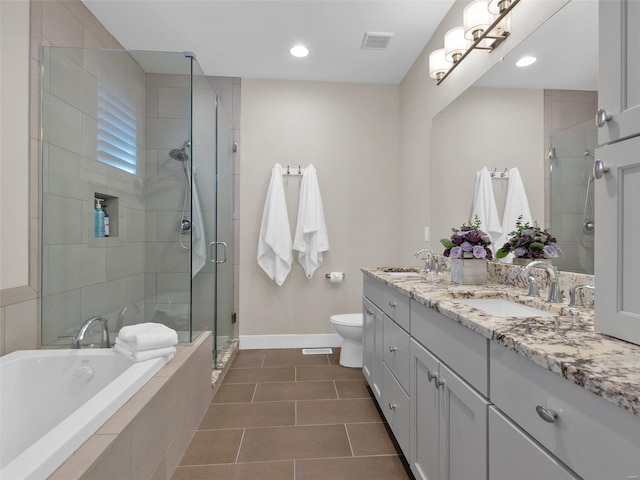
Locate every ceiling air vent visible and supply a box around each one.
[361,32,395,50]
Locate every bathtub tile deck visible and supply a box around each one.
[172,348,413,480]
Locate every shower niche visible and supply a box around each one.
[92,192,118,239]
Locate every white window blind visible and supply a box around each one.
[97,84,137,174]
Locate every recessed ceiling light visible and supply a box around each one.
[290,45,309,58]
[515,56,537,67]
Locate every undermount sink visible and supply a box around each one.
[381,267,422,277]
[457,298,554,318]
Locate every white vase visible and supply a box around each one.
[450,258,487,285]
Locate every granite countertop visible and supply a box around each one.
[362,267,640,418]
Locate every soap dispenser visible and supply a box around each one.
[94,198,105,237]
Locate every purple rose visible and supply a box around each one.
[451,234,463,245]
[443,248,451,257]
[514,247,527,257]
[522,228,535,236]
[460,241,473,252]
[543,245,560,258]
[486,249,493,260]
[450,246,462,259]
[467,231,482,243]
[472,245,487,259]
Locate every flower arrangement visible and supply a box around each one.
[496,215,562,259]
[440,217,493,261]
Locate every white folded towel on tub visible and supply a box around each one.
[117,322,178,350]
[114,342,176,362]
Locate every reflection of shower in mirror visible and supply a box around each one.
[581,150,595,247]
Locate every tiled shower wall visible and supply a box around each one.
[41,47,148,344]
[543,89,597,274]
[0,0,241,355]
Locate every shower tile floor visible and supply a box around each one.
[172,348,413,480]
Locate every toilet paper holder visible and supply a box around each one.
[325,273,346,279]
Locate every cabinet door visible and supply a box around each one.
[595,136,640,345]
[438,363,489,480]
[410,339,440,480]
[598,0,640,144]
[363,299,384,400]
[489,407,580,480]
[382,363,411,456]
[363,298,375,387]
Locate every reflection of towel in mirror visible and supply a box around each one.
[496,167,533,261]
[293,165,329,279]
[257,164,293,286]
[470,167,502,248]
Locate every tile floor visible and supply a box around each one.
[172,348,413,480]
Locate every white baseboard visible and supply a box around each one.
[239,334,342,350]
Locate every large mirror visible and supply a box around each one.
[431,0,597,274]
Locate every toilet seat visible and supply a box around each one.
[330,313,362,327]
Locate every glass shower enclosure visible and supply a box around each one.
[40,47,235,364]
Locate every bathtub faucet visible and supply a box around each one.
[73,316,111,349]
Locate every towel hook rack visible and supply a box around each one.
[501,168,508,177]
[490,168,497,177]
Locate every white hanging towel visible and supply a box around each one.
[496,167,533,261]
[293,164,330,278]
[191,175,207,278]
[257,164,293,286]
[470,167,502,248]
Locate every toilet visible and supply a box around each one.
[329,313,363,368]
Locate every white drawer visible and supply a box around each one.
[383,314,410,393]
[364,277,410,331]
[489,407,580,480]
[410,300,488,396]
[491,343,640,480]
[382,363,410,455]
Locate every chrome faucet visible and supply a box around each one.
[414,249,439,273]
[568,284,594,308]
[73,316,110,349]
[518,261,561,303]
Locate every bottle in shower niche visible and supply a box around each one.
[94,198,105,237]
[103,204,110,237]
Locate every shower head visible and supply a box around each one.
[169,140,191,162]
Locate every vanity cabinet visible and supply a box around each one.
[410,339,489,480]
[491,343,640,480]
[364,277,411,453]
[598,0,640,145]
[488,407,580,480]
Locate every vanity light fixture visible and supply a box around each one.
[429,0,520,85]
[515,55,537,67]
[290,45,309,58]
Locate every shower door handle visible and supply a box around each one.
[209,241,228,264]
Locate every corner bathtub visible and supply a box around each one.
[0,349,170,480]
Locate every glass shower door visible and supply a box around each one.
[213,104,235,366]
[189,60,235,365]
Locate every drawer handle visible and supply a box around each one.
[366,308,373,315]
[389,301,398,308]
[536,405,559,423]
[388,403,397,411]
[388,346,397,353]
